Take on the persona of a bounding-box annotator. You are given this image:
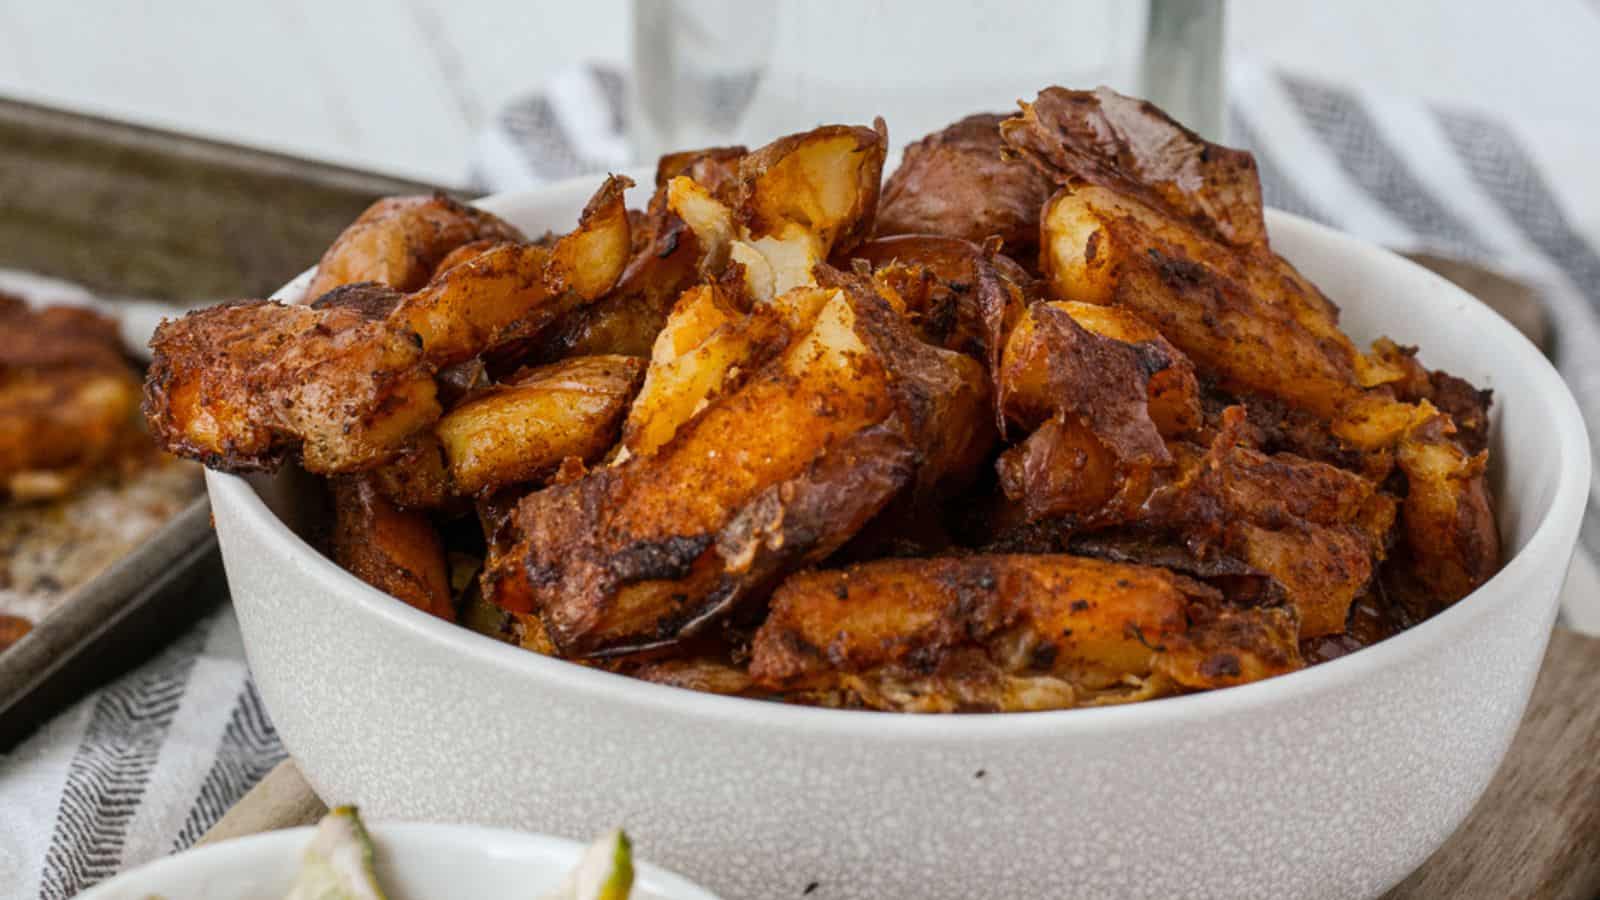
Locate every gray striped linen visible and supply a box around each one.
[3,61,1598,897]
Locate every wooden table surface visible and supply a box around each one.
[202,628,1600,898]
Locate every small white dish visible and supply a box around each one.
[76,823,721,900]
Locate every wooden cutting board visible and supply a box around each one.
[200,628,1600,898]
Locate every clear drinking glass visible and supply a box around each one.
[628,0,1225,164]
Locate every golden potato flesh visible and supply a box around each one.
[735,122,887,256]
[666,175,736,271]
[619,285,789,459]
[436,355,644,496]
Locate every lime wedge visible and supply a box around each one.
[284,806,388,900]
[541,829,634,900]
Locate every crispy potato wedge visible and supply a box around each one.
[332,473,454,620]
[1040,185,1366,419]
[307,193,525,298]
[749,554,1297,712]
[1396,413,1499,603]
[1004,87,1435,451]
[431,238,501,278]
[999,300,1197,445]
[144,301,439,473]
[393,176,633,366]
[877,113,1056,258]
[436,355,644,496]
[489,286,987,656]
[1138,409,1398,636]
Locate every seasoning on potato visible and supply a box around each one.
[144,85,1499,712]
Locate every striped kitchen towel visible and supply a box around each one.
[3,61,1598,898]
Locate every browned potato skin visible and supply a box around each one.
[626,656,757,696]
[436,355,644,497]
[842,235,1034,378]
[306,193,525,299]
[332,473,454,620]
[749,554,1295,712]
[654,145,746,205]
[368,435,452,510]
[1001,86,1265,248]
[992,402,1396,638]
[143,300,440,474]
[1138,409,1398,637]
[1396,414,1500,603]
[393,176,634,366]
[999,301,1195,451]
[877,113,1056,258]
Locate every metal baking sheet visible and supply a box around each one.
[0,93,449,749]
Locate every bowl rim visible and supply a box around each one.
[206,177,1592,740]
[76,821,721,900]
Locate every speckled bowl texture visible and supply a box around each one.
[208,179,1590,900]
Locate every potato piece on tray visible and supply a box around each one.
[1,297,144,500]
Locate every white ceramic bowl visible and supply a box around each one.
[207,178,1590,900]
[76,823,719,900]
